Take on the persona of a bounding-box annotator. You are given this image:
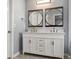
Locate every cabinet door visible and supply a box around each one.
[45,39,54,56]
[37,39,45,55]
[54,39,64,58]
[29,37,37,53]
[23,37,37,54]
[23,37,30,52]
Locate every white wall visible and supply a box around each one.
[12,0,25,55]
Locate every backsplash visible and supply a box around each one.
[26,27,64,33]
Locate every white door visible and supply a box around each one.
[7,0,12,58]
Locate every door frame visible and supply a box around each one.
[7,0,14,58]
[7,0,12,58]
[11,0,14,58]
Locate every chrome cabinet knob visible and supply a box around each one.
[8,31,11,33]
[29,40,31,43]
[52,41,54,45]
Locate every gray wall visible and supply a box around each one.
[25,0,70,55]
[64,0,69,55]
[13,0,25,55]
[68,0,71,55]
[64,0,71,55]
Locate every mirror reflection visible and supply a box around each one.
[55,15,63,25]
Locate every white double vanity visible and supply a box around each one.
[23,32,64,59]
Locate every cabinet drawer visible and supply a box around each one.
[37,39,45,54]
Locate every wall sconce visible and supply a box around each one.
[36,0,51,5]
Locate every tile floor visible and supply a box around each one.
[13,54,71,59]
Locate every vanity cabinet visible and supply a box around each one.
[23,32,64,59]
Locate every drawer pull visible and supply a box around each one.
[29,40,31,43]
[52,41,54,45]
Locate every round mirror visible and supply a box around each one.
[29,12,42,26]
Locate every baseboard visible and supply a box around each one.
[64,53,71,59]
[7,57,11,59]
[12,51,20,58]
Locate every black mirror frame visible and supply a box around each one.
[28,9,43,27]
[45,7,63,27]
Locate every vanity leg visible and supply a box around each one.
[62,56,64,59]
[23,52,24,55]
